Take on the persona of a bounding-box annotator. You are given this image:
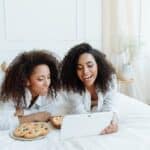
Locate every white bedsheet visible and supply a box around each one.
[0,93,150,150]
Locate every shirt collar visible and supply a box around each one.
[25,88,44,108]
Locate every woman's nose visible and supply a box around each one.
[83,67,89,74]
[44,79,50,86]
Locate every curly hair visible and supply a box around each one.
[0,50,60,107]
[60,43,115,94]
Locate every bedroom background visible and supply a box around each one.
[0,0,149,104]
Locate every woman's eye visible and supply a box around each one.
[88,64,93,68]
[77,67,83,70]
[38,78,44,81]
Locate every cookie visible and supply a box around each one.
[24,129,41,139]
[50,116,63,129]
[13,123,31,137]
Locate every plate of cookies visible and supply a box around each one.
[10,122,50,141]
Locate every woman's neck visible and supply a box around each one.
[86,85,98,109]
[86,85,98,101]
[86,85,96,94]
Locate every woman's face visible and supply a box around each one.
[76,53,98,88]
[27,64,51,97]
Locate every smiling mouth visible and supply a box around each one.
[42,88,49,92]
[83,75,93,81]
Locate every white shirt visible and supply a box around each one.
[61,74,118,114]
[0,89,68,130]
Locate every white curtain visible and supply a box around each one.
[101,0,150,103]
[101,0,140,54]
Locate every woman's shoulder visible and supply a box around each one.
[109,74,118,90]
[56,89,85,102]
[63,90,85,99]
[0,100,15,110]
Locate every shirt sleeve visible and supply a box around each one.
[101,74,119,114]
[40,91,73,116]
[0,102,19,130]
[66,91,88,114]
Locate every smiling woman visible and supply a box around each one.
[27,64,51,99]
[60,43,118,135]
[76,53,98,89]
[0,50,63,130]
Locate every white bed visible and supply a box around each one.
[0,93,150,150]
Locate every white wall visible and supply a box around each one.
[0,0,102,64]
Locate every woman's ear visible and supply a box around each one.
[26,80,30,87]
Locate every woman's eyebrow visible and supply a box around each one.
[77,64,82,66]
[77,61,93,66]
[37,75,49,78]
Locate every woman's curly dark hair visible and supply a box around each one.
[60,43,115,94]
[0,50,60,107]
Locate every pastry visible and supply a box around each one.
[50,116,63,129]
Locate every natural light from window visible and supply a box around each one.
[141,0,150,57]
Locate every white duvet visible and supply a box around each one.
[0,93,150,150]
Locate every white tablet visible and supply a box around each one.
[60,111,113,140]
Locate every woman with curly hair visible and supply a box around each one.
[0,50,65,130]
[61,43,118,135]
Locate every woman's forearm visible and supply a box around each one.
[18,114,36,124]
[18,112,51,124]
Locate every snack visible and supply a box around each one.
[13,122,50,139]
[50,116,63,129]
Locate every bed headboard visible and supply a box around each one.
[0,62,7,86]
[0,61,7,72]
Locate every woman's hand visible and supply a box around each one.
[100,121,118,135]
[14,108,24,117]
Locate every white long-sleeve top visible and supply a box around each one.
[0,89,69,130]
[61,74,118,115]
